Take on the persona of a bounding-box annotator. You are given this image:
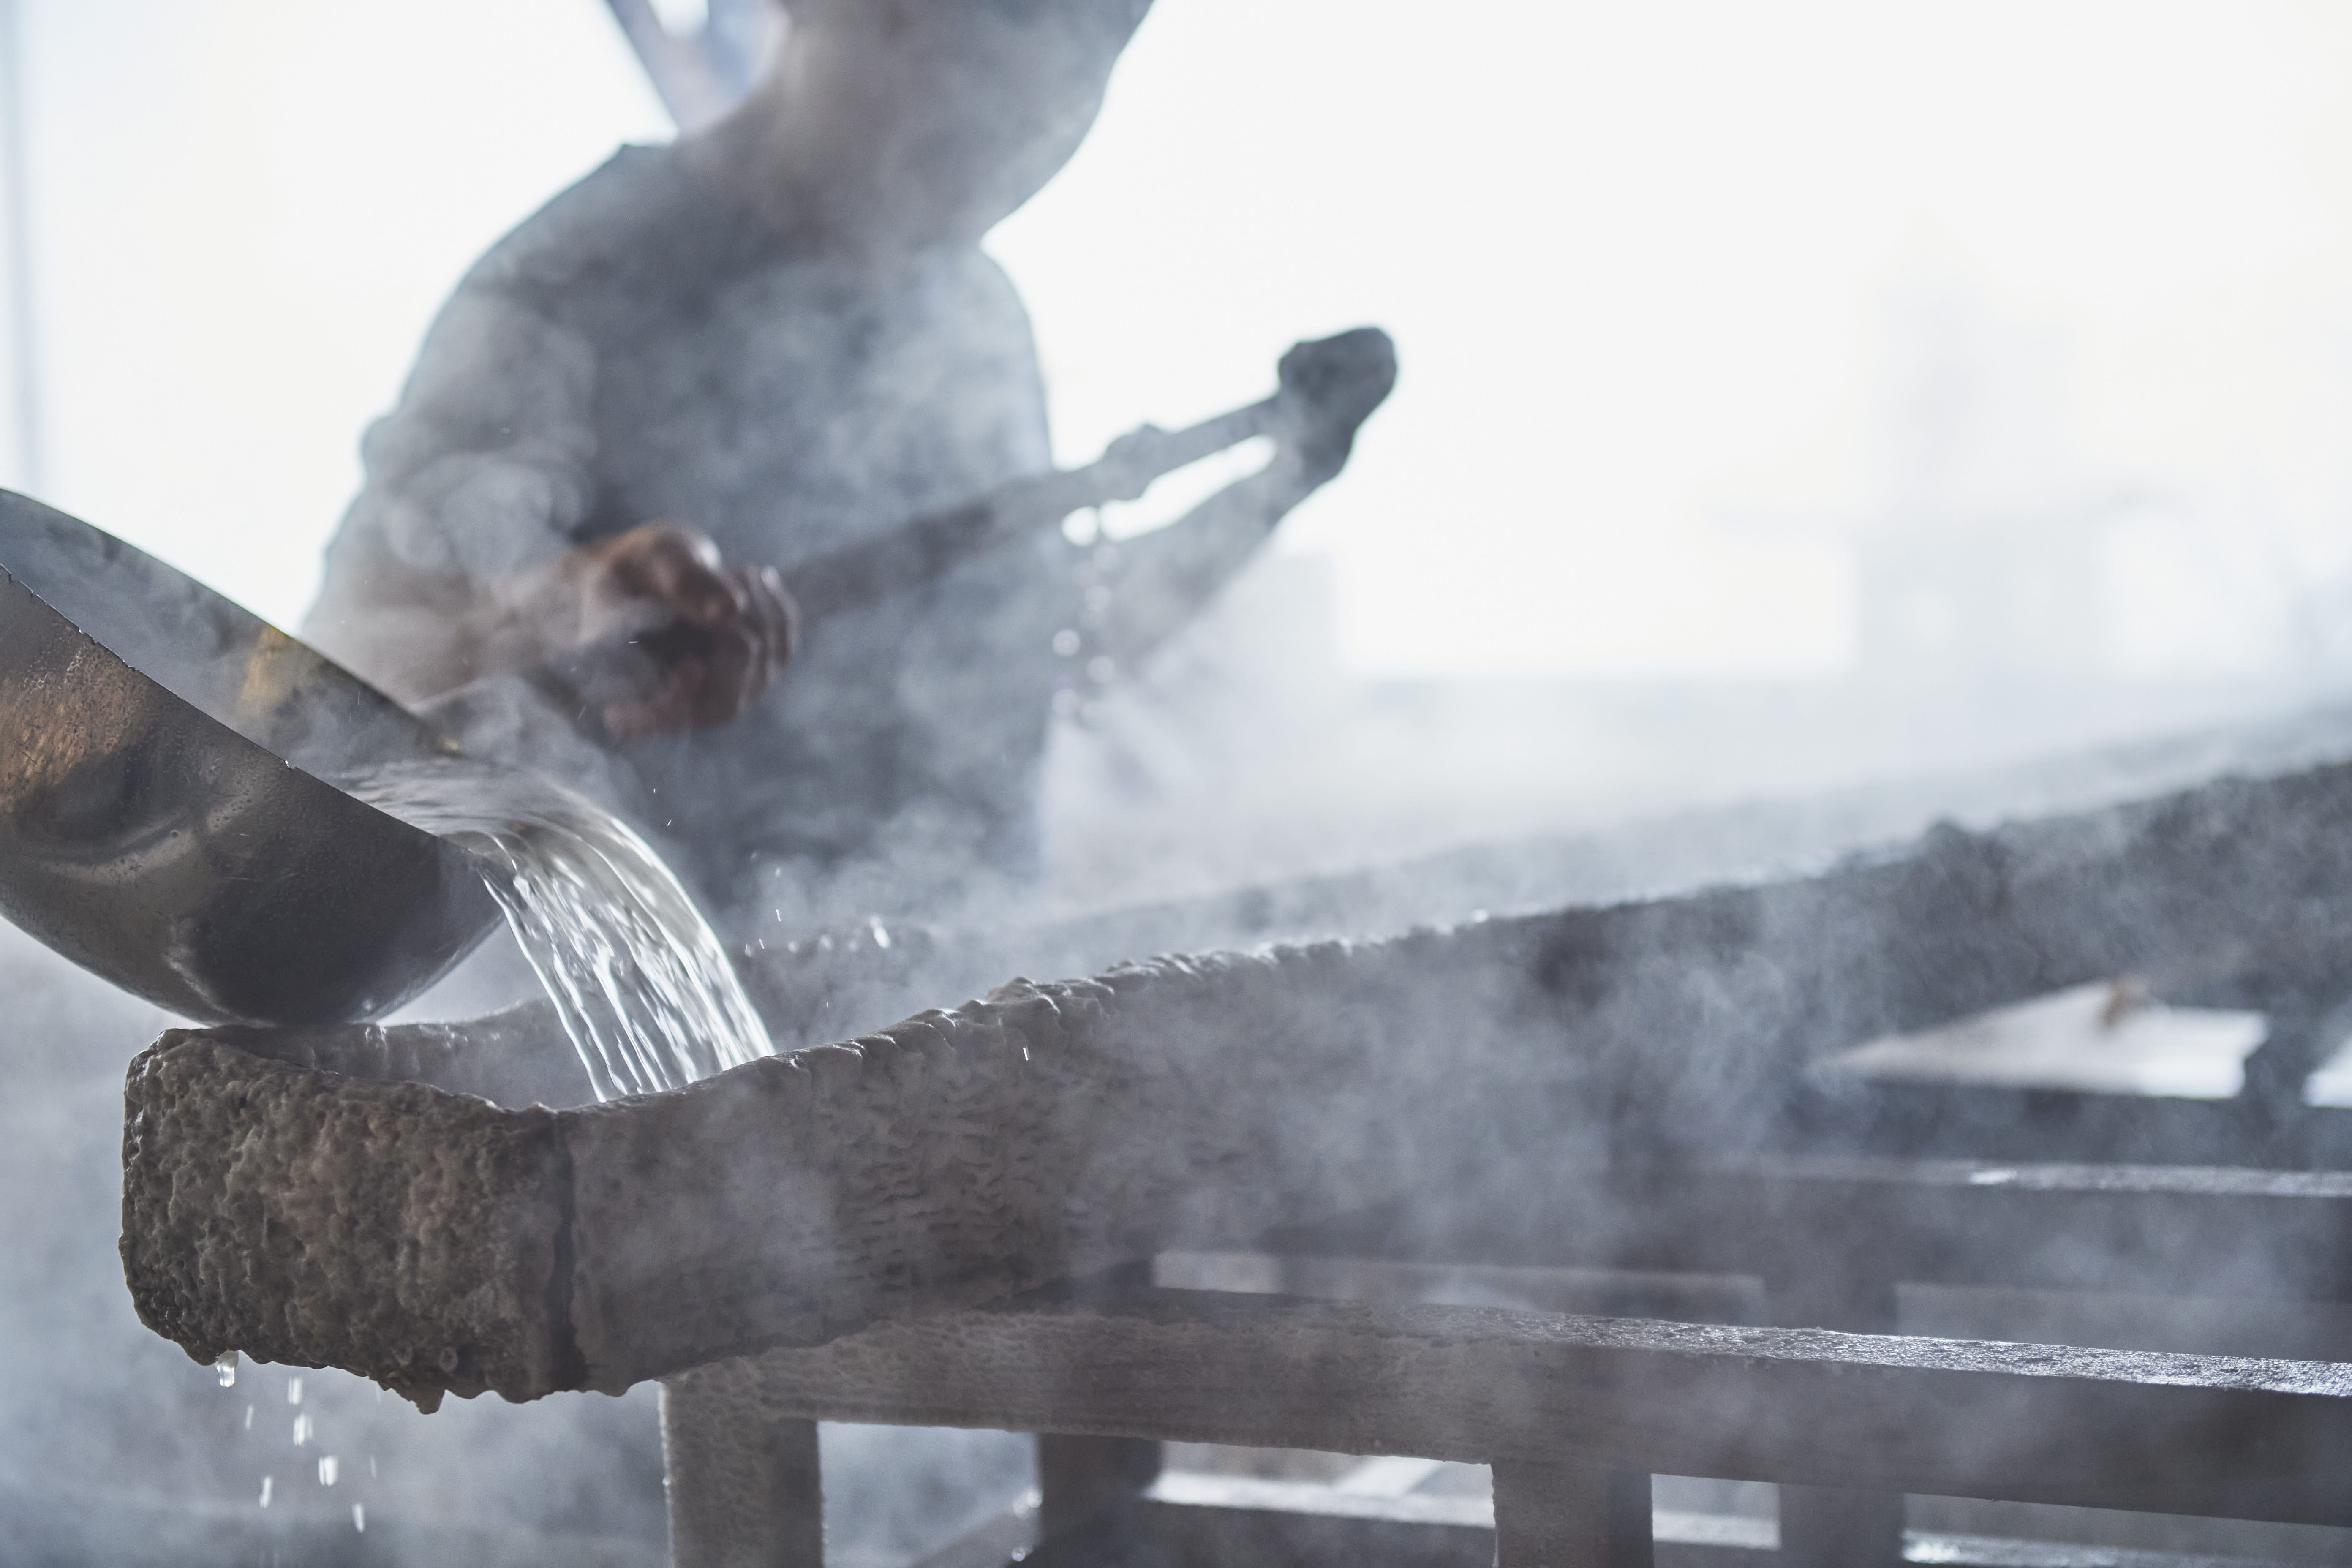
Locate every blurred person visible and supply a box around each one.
[305,0,1371,920]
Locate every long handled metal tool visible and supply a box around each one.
[785,324,1394,622]
[530,327,1397,718]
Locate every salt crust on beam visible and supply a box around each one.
[120,755,2352,1406]
[125,942,1537,1407]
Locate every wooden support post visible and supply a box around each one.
[1778,1485,1905,1568]
[2237,997,2346,1143]
[1492,1462,1652,1568]
[1036,1431,1162,1539]
[1036,1260,1163,1542]
[1768,1269,1903,1568]
[661,1369,825,1568]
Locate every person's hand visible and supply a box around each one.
[1094,423,1170,504]
[555,522,798,741]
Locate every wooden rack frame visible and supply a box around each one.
[660,1150,2352,1568]
[120,743,2352,1565]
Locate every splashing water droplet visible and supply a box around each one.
[214,1350,237,1388]
[348,759,772,1099]
[318,1455,338,1486]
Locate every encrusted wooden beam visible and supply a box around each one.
[123,942,1545,1407]
[120,754,2352,1406]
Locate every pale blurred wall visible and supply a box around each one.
[0,0,670,626]
[998,0,2352,681]
[9,0,2352,682]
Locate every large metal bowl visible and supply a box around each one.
[0,490,500,1025]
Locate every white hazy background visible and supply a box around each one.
[9,0,2352,688]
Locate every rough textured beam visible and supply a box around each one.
[722,1283,2352,1529]
[118,1042,575,1402]
[124,942,1554,1407]
[759,754,2352,1147]
[122,754,2352,1402]
[193,1000,594,1111]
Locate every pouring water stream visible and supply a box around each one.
[347,757,773,1100]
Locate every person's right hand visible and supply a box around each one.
[556,522,798,742]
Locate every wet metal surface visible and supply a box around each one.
[0,490,498,1024]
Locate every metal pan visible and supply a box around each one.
[0,490,499,1025]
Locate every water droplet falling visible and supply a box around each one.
[318,1455,338,1486]
[258,1476,273,1509]
[214,1350,237,1388]
[352,1504,365,1533]
[286,1377,302,1406]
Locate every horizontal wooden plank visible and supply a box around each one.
[1147,1470,1495,1528]
[920,1490,2316,1568]
[719,1284,2352,1528]
[1025,1493,1494,1568]
[1781,1073,2352,1172]
[1271,1154,2352,1304]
